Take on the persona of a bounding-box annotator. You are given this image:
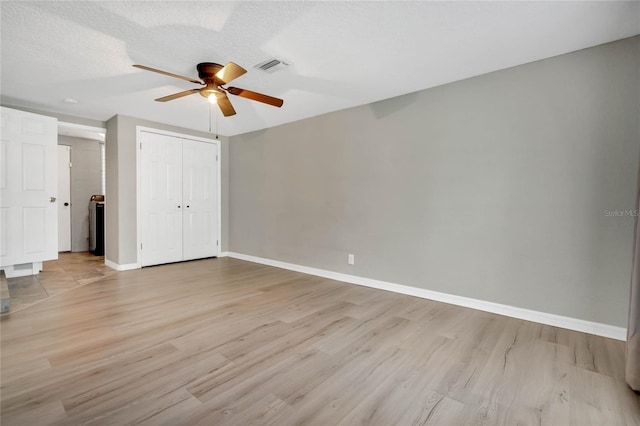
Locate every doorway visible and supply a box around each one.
[57,122,106,254]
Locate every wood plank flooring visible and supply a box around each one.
[1,255,639,425]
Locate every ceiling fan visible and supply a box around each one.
[133,62,284,117]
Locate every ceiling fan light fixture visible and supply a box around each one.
[200,85,221,100]
[134,61,283,118]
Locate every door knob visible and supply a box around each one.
[64,202,69,206]
[50,197,56,202]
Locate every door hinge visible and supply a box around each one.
[216,154,218,161]
[69,162,72,168]
[141,243,143,250]
[216,240,219,246]
[140,142,142,150]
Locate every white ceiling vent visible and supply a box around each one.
[255,58,289,73]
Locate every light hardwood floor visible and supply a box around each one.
[1,255,639,425]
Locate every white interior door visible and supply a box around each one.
[57,145,71,252]
[0,107,58,268]
[182,139,218,261]
[139,131,183,267]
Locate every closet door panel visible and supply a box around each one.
[140,132,183,266]
[182,139,218,261]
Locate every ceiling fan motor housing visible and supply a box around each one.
[197,63,226,99]
[197,62,224,82]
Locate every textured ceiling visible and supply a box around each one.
[1,1,639,136]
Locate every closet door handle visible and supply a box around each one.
[178,205,181,208]
[186,205,190,208]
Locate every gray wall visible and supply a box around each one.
[58,136,102,252]
[106,114,229,265]
[229,36,640,328]
[105,117,119,262]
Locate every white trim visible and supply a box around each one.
[217,143,222,256]
[104,259,140,271]
[136,126,217,144]
[136,126,222,267]
[218,251,229,257]
[136,128,142,267]
[226,252,627,341]
[58,121,106,132]
[58,121,106,142]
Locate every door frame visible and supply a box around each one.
[136,126,221,268]
[58,120,107,255]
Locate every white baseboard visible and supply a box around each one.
[104,259,140,271]
[218,251,230,257]
[226,252,627,341]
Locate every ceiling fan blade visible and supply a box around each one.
[155,89,200,102]
[227,87,284,107]
[216,93,237,117]
[215,62,247,84]
[133,64,202,85]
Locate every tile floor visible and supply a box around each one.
[5,252,116,312]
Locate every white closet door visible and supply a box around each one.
[182,139,218,261]
[0,107,58,268]
[139,132,183,266]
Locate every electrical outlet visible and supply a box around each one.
[348,253,355,265]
